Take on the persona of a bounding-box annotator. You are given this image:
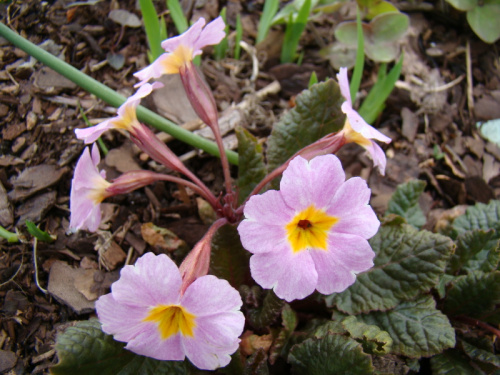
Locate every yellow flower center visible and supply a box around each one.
[110,105,138,131]
[143,304,196,340]
[343,119,372,147]
[285,205,339,253]
[86,178,112,204]
[160,44,194,74]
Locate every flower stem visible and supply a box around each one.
[0,22,238,165]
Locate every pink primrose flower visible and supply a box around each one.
[69,144,111,232]
[134,17,226,87]
[96,252,245,370]
[337,67,391,175]
[75,82,163,144]
[237,155,379,302]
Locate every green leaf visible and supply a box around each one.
[356,295,455,357]
[350,8,364,100]
[386,180,426,228]
[430,350,485,375]
[443,271,500,322]
[234,14,242,60]
[266,79,344,174]
[139,0,164,62]
[281,0,311,63]
[257,0,280,43]
[468,2,500,43]
[247,290,285,330]
[460,338,500,369]
[210,224,251,288]
[448,229,500,274]
[51,319,187,375]
[26,220,56,243]
[166,0,188,33]
[435,273,456,299]
[288,334,373,374]
[236,127,267,204]
[445,0,477,11]
[371,12,409,43]
[341,316,393,355]
[326,223,454,314]
[452,200,500,234]
[282,303,299,332]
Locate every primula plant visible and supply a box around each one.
[6,14,493,375]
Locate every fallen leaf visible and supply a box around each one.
[8,164,67,202]
[141,222,187,252]
[16,190,57,224]
[108,9,141,28]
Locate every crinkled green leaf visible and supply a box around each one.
[443,271,500,323]
[266,79,344,175]
[247,290,285,330]
[288,334,373,375]
[244,349,269,375]
[326,222,454,314]
[51,319,187,375]
[467,2,500,43]
[460,338,500,370]
[356,295,455,358]
[269,304,299,364]
[386,180,426,228]
[282,303,298,332]
[435,273,456,299]
[453,200,500,234]
[448,229,500,274]
[210,224,251,288]
[341,316,393,355]
[430,350,485,375]
[236,127,267,204]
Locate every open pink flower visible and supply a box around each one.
[337,67,391,175]
[69,144,111,232]
[237,155,379,302]
[134,17,225,87]
[75,82,163,144]
[96,252,244,370]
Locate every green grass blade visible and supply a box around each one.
[0,225,18,243]
[234,14,242,59]
[257,0,280,43]
[139,0,164,62]
[308,71,318,87]
[280,0,311,64]
[166,0,188,33]
[26,221,56,243]
[350,7,364,100]
[358,54,403,124]
[214,7,229,61]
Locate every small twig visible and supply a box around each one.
[33,237,48,294]
[125,246,134,265]
[0,255,24,288]
[456,316,500,338]
[239,40,259,82]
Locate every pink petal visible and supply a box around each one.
[192,16,226,52]
[337,67,352,107]
[183,332,236,370]
[181,275,242,316]
[237,220,287,254]
[133,54,172,87]
[126,325,185,361]
[343,104,391,143]
[75,119,114,144]
[249,243,318,302]
[161,18,206,52]
[191,312,244,349]
[280,155,345,211]
[111,253,182,307]
[96,293,149,342]
[364,140,388,175]
[332,205,380,239]
[310,233,374,294]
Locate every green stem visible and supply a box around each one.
[0,22,238,165]
[0,225,19,243]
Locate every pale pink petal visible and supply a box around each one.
[332,205,380,239]
[181,275,242,316]
[311,233,375,294]
[364,140,387,175]
[237,220,287,254]
[242,190,294,225]
[69,198,101,232]
[96,293,149,342]
[126,325,185,361]
[111,253,182,307]
[280,155,345,210]
[183,332,236,370]
[192,16,226,52]
[75,119,114,144]
[134,54,172,87]
[250,243,318,302]
[337,67,352,107]
[342,103,391,143]
[161,18,206,52]
[190,312,244,349]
